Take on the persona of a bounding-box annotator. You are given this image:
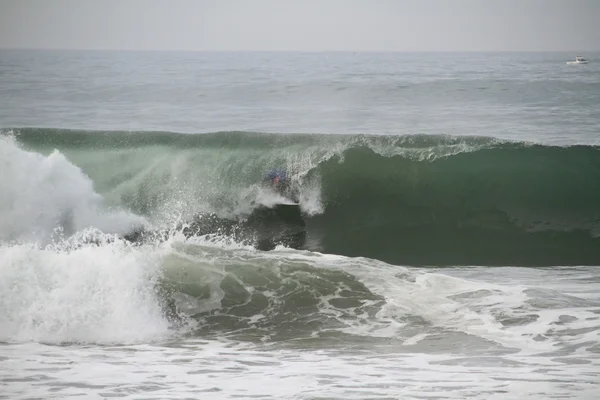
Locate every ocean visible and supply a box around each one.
[1,50,599,399]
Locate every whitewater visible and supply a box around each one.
[1,50,600,399]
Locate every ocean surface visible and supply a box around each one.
[1,50,600,399]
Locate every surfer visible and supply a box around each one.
[265,168,298,202]
[123,168,306,251]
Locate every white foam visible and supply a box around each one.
[234,180,323,218]
[0,239,171,344]
[4,338,597,400]
[259,249,599,354]
[0,135,146,243]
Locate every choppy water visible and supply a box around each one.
[2,50,600,144]
[1,50,599,399]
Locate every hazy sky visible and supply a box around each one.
[1,0,599,51]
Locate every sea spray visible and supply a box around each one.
[0,236,171,344]
[0,134,146,244]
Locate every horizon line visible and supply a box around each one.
[1,47,597,53]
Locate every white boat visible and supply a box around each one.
[566,55,588,65]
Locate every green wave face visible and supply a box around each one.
[8,128,600,266]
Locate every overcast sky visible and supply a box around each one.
[1,0,599,52]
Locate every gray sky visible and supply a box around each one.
[1,0,599,51]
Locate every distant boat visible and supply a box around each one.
[566,55,588,65]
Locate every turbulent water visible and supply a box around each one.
[1,50,600,399]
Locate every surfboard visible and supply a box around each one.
[276,201,300,207]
